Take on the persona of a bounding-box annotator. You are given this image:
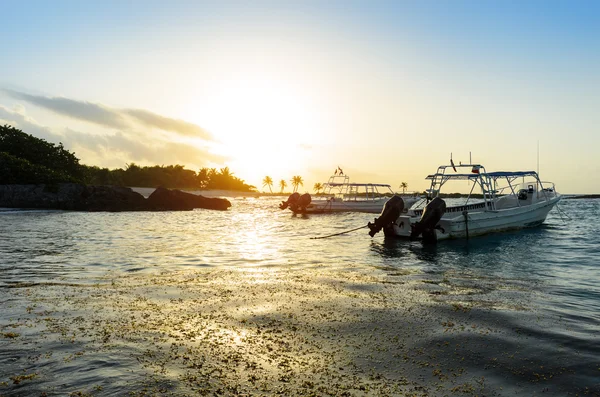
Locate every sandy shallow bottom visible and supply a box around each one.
[1,266,598,396]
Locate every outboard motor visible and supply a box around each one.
[410,197,446,243]
[368,195,405,237]
[279,192,300,210]
[293,193,312,212]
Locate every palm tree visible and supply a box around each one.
[400,182,408,193]
[291,176,304,193]
[279,179,287,193]
[313,182,323,194]
[262,176,273,193]
[220,167,232,178]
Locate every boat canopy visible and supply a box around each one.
[426,171,537,180]
[328,183,392,188]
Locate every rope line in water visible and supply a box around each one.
[310,224,368,239]
[555,203,572,221]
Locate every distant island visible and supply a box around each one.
[565,194,600,199]
[0,124,256,192]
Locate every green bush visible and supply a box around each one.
[0,152,77,184]
[0,125,83,182]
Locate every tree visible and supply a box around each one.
[262,176,273,193]
[279,179,287,193]
[0,124,83,182]
[313,182,323,194]
[0,152,76,184]
[0,125,262,191]
[220,167,232,178]
[197,168,209,188]
[291,175,304,193]
[400,182,408,193]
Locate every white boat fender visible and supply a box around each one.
[367,195,405,237]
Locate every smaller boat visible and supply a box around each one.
[279,174,421,214]
[368,162,561,242]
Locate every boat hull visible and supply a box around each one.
[387,196,560,241]
[292,196,421,215]
[292,198,389,214]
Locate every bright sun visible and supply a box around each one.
[185,74,327,189]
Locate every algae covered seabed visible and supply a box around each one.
[1,266,597,396]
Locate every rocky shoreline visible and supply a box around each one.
[0,184,231,211]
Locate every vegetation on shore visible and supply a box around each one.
[0,125,83,184]
[0,125,256,191]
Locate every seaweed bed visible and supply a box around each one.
[1,267,598,396]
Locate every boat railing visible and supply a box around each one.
[323,175,350,195]
[539,181,556,192]
[342,188,391,201]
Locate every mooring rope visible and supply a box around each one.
[555,203,572,221]
[310,224,368,239]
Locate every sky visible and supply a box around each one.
[1,0,599,193]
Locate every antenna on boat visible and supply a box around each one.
[537,140,540,192]
[469,152,472,164]
[537,140,540,175]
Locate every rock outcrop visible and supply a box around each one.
[0,184,231,211]
[147,187,231,211]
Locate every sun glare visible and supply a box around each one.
[186,74,325,189]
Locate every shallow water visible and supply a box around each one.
[0,197,598,396]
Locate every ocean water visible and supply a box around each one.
[0,197,598,396]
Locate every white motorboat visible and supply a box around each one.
[368,163,561,242]
[279,174,421,214]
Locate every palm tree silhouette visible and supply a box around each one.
[291,176,304,193]
[262,176,273,193]
[220,167,232,178]
[313,182,323,194]
[400,182,408,193]
[279,179,287,193]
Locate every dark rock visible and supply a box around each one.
[77,185,148,211]
[0,184,86,210]
[147,187,231,211]
[0,184,231,212]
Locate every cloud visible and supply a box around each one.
[1,104,226,169]
[123,109,213,140]
[0,105,64,143]
[3,89,212,140]
[64,129,226,168]
[4,89,128,129]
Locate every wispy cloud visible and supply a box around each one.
[65,128,227,167]
[0,104,63,143]
[1,104,226,169]
[3,89,213,140]
[4,89,128,129]
[123,109,212,140]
